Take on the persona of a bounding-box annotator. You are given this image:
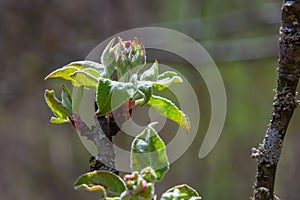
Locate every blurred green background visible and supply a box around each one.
[1,0,300,199]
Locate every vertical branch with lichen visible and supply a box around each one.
[251,1,300,199]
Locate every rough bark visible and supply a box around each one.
[70,115,118,170]
[72,101,131,173]
[251,1,300,199]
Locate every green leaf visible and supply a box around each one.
[45,66,78,81]
[130,73,138,85]
[101,38,117,67]
[73,86,84,113]
[74,171,125,197]
[131,122,169,181]
[60,84,72,112]
[82,68,102,79]
[50,117,69,124]
[157,71,178,80]
[140,60,158,81]
[104,65,117,80]
[136,95,190,133]
[101,39,118,79]
[70,70,98,89]
[96,78,135,115]
[75,184,106,197]
[96,78,111,115]
[152,71,183,90]
[161,184,201,200]
[44,89,72,119]
[45,61,103,87]
[68,60,106,73]
[137,81,153,105]
[120,63,146,82]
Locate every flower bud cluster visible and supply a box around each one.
[101,37,146,81]
[120,167,157,200]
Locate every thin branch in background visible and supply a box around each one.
[251,1,300,199]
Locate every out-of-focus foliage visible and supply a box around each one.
[1,0,299,200]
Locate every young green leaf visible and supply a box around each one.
[50,117,69,124]
[161,184,201,200]
[101,38,117,67]
[104,65,117,80]
[44,66,78,81]
[131,122,169,181]
[72,85,84,113]
[45,61,103,87]
[120,63,146,82]
[152,71,183,90]
[70,70,98,89]
[136,95,190,133]
[157,71,179,80]
[68,60,106,73]
[82,68,102,79]
[96,78,112,115]
[60,84,72,112]
[140,60,158,82]
[136,82,153,105]
[74,171,126,197]
[130,73,138,85]
[96,78,135,115]
[44,89,72,119]
[75,184,106,196]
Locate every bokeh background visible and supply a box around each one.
[1,0,300,199]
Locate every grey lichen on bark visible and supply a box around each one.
[72,115,119,169]
[251,1,300,199]
[90,117,117,168]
